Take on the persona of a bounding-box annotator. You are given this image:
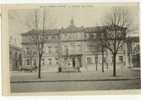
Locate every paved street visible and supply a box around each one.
[11,79,141,92]
[10,68,141,92]
[11,68,140,82]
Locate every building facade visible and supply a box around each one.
[9,45,22,71]
[127,36,140,68]
[21,19,133,72]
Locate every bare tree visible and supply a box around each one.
[95,52,98,71]
[101,43,105,72]
[24,7,57,78]
[26,8,46,78]
[34,8,46,78]
[101,7,131,76]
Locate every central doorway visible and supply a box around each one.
[59,55,82,72]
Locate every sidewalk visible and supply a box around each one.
[11,68,140,82]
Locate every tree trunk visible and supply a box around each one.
[38,54,42,79]
[95,55,98,71]
[96,62,98,71]
[113,54,116,76]
[102,47,104,72]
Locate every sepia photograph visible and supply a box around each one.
[2,3,140,94]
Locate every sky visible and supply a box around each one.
[8,3,139,47]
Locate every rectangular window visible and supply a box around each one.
[87,33,89,39]
[42,59,45,65]
[48,46,52,54]
[93,33,96,39]
[119,56,123,62]
[64,46,69,55]
[52,35,56,39]
[33,59,36,66]
[87,57,93,64]
[56,58,59,64]
[27,59,30,65]
[55,46,58,54]
[48,58,52,65]
[77,45,81,50]
[33,51,36,56]
[46,36,48,40]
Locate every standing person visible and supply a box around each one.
[72,58,75,68]
[76,58,81,72]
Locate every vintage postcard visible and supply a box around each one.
[1,3,141,95]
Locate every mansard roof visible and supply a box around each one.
[59,25,84,33]
[84,26,105,33]
[21,29,60,36]
[21,18,106,35]
[21,23,127,36]
[21,26,105,36]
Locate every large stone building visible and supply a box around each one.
[21,19,137,72]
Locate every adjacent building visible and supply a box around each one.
[9,44,22,71]
[127,36,140,68]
